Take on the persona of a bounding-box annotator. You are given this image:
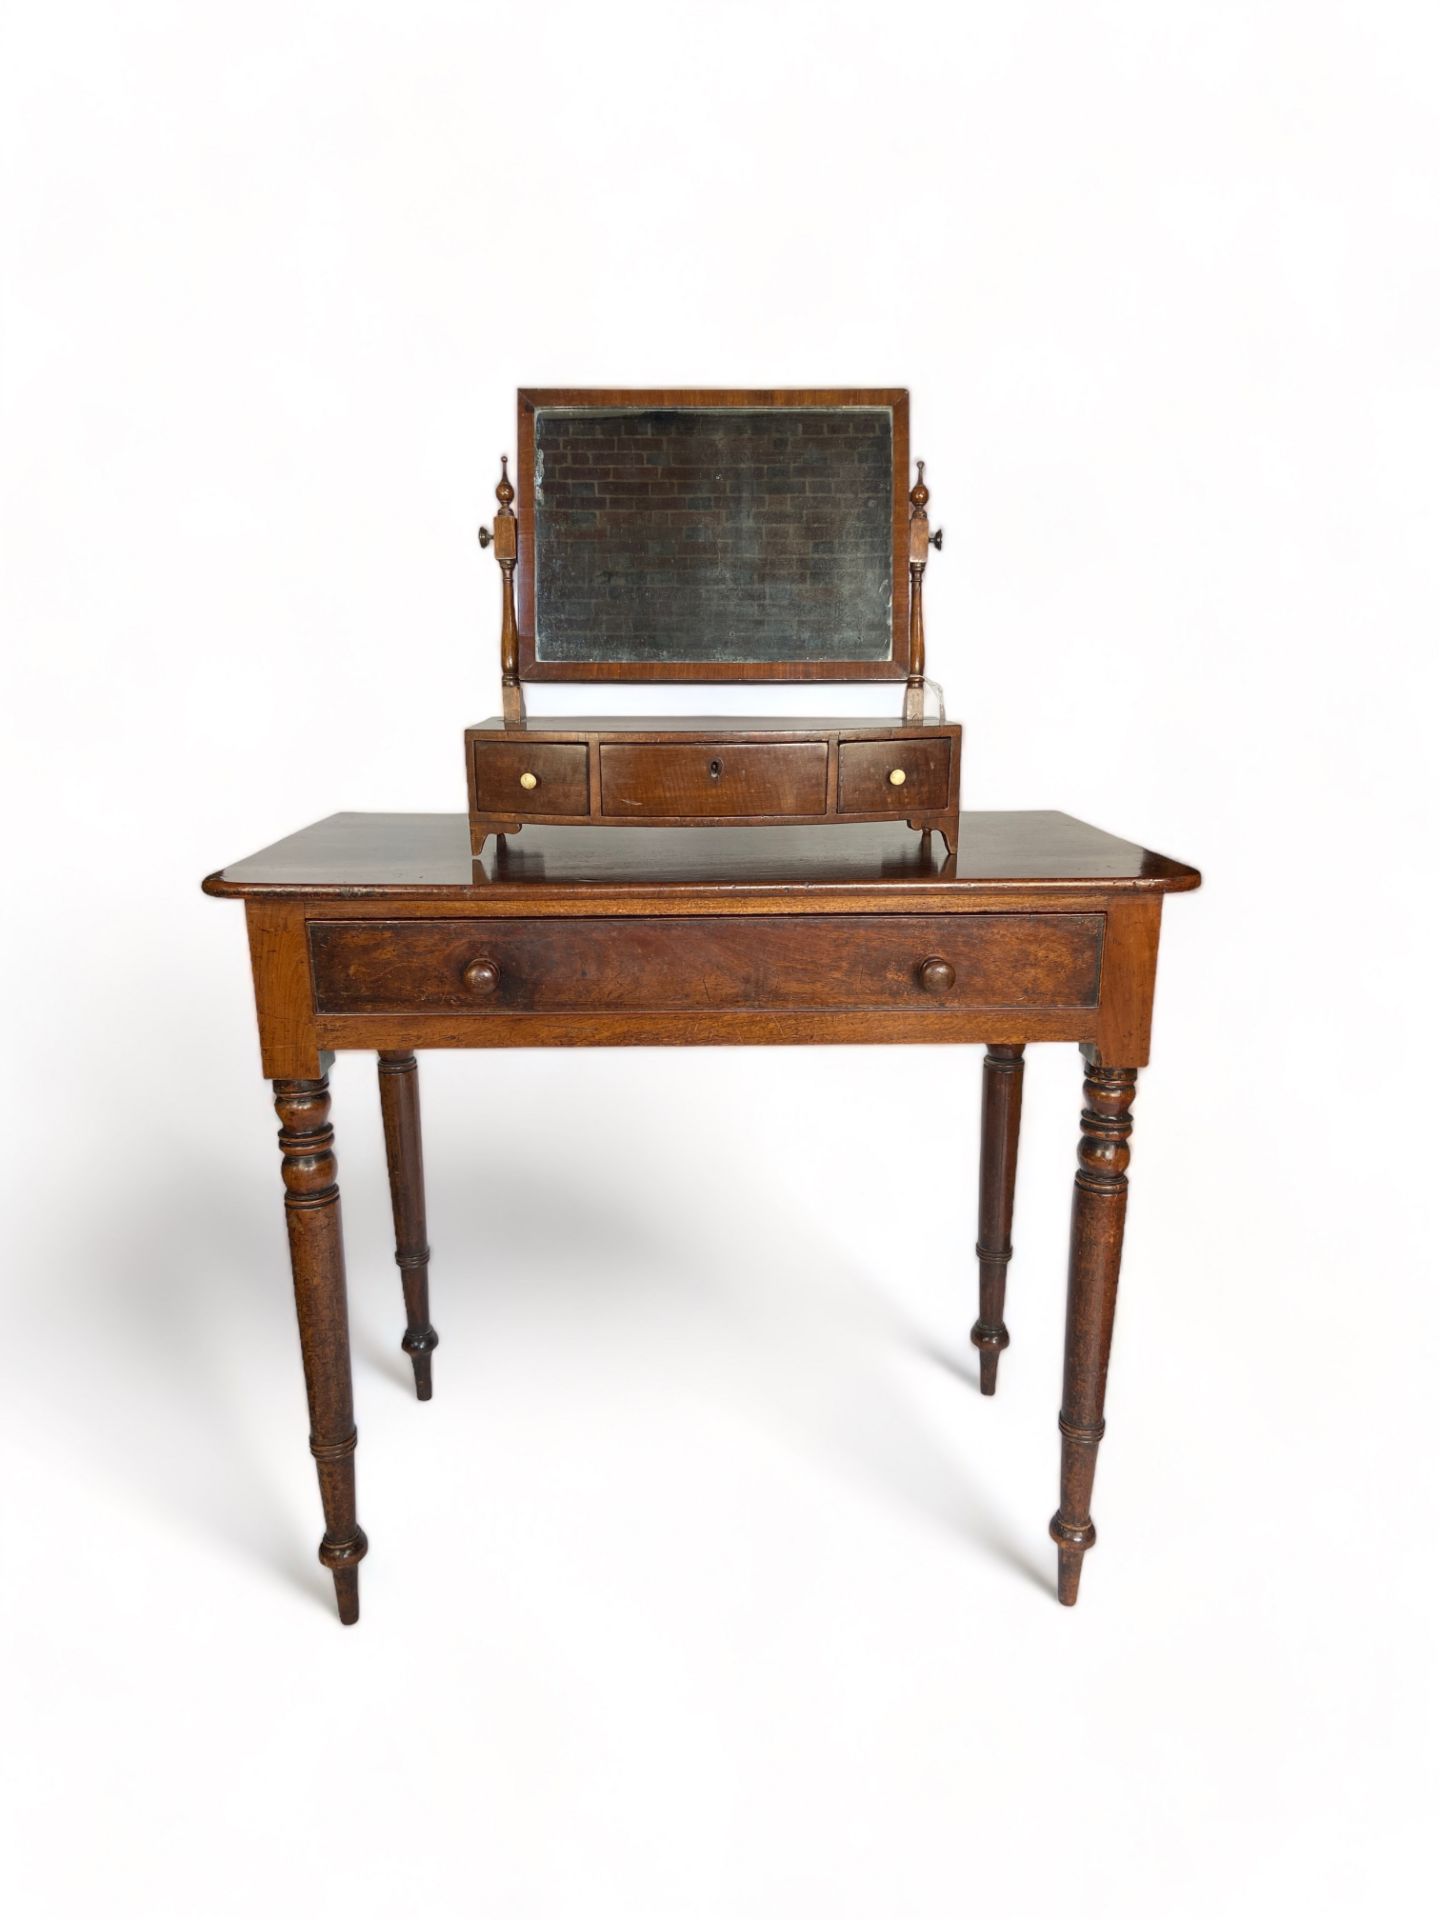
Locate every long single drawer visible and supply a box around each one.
[471,740,589,816]
[599,742,828,818]
[308,913,1104,1014]
[837,738,953,814]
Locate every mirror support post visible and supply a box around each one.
[904,460,935,724]
[481,454,523,725]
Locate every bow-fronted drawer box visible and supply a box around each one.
[465,718,962,855]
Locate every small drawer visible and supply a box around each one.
[837,738,952,814]
[308,912,1103,1015]
[600,742,828,818]
[471,741,589,816]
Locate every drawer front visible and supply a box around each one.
[309,913,1103,1014]
[837,738,952,814]
[599,742,828,818]
[471,741,589,816]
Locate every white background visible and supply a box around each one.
[3,3,1434,1915]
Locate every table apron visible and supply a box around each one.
[313,1007,1099,1050]
[244,895,1161,1077]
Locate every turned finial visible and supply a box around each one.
[479,454,515,550]
[909,460,929,516]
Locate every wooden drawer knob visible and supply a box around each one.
[919,956,955,994]
[462,956,501,995]
[518,771,539,791]
[888,767,907,786]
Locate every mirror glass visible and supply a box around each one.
[532,406,894,664]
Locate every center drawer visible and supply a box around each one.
[308,913,1104,1014]
[599,742,828,818]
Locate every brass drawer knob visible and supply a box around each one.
[462,956,501,995]
[519,771,539,791]
[919,956,955,994]
[888,767,907,786]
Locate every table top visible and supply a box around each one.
[203,813,1201,903]
[467,715,952,734]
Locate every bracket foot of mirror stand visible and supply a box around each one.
[471,822,522,858]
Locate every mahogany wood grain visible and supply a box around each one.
[245,901,320,1080]
[464,723,963,854]
[471,740,589,816]
[307,913,1104,1017]
[205,813,1199,902]
[973,1044,1025,1394]
[203,812,1199,1616]
[377,1051,438,1401]
[1094,894,1163,1066]
[599,741,829,818]
[836,738,952,814]
[1050,1048,1138,1604]
[904,460,933,720]
[311,1007,1098,1056]
[483,456,521,723]
[468,715,944,732]
[273,1075,367,1624]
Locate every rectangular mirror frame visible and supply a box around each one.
[514,387,911,683]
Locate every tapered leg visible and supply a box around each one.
[1050,1048,1138,1605]
[273,1075,368,1625]
[972,1043,1025,1394]
[377,1050,438,1400]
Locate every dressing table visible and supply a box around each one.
[202,390,1199,1623]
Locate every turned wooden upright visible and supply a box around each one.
[904,459,943,724]
[377,1051,438,1400]
[1051,1052,1138,1603]
[973,1043,1024,1396]
[272,1076,367,1624]
[476,454,521,726]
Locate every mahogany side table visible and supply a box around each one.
[202,810,1200,1622]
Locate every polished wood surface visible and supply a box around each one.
[836,737,952,814]
[205,810,1200,899]
[478,456,521,724]
[272,1076,367,1624]
[308,911,1103,1015]
[469,714,941,732]
[904,459,938,721]
[465,720,963,855]
[1051,1050,1139,1605]
[205,812,1199,1621]
[599,741,830,817]
[973,1043,1025,1395]
[471,739,590,815]
[377,1051,438,1401]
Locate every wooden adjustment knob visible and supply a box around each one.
[462,957,501,995]
[919,956,955,994]
[519,771,538,790]
[888,767,907,786]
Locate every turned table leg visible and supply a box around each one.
[1050,1047,1139,1605]
[377,1051,439,1401]
[972,1043,1025,1394]
[273,1075,368,1625]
